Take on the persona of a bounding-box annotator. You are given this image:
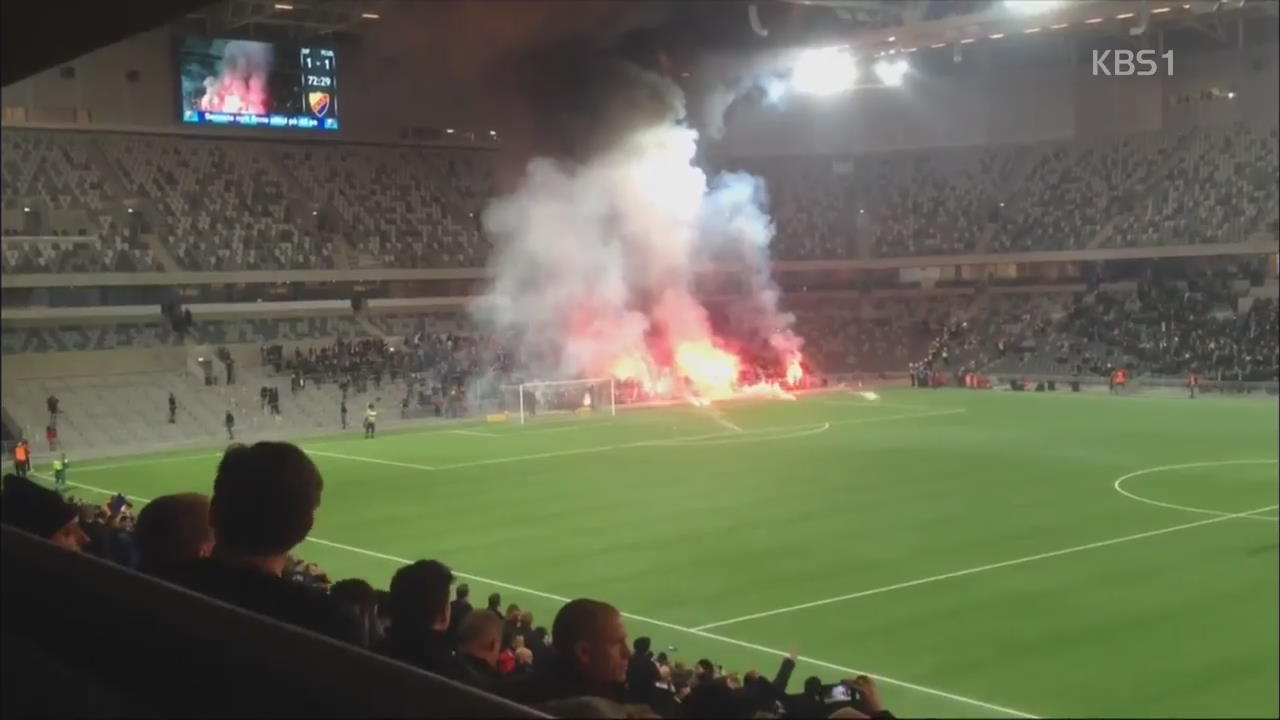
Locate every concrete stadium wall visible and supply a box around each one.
[1,28,175,127]
[2,346,189,380]
[0,342,275,381]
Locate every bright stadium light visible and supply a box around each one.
[1004,1,1062,14]
[873,59,910,87]
[790,47,858,96]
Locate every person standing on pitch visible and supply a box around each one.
[364,403,377,439]
[52,452,69,492]
[225,409,236,440]
[13,439,31,478]
[340,398,348,430]
[168,392,178,424]
[1188,371,1199,399]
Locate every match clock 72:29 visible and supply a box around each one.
[299,47,337,118]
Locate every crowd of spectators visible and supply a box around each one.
[277,145,492,268]
[2,443,898,718]
[1065,277,1279,381]
[265,327,501,418]
[1104,125,1279,248]
[786,263,1279,384]
[4,123,1276,274]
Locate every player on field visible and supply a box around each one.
[224,409,235,440]
[340,399,348,429]
[1187,371,1199,399]
[364,403,377,439]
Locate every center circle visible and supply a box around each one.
[1113,459,1279,521]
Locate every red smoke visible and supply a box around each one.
[198,40,272,115]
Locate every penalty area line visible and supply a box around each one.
[692,502,1280,632]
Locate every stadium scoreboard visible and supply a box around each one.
[179,37,340,131]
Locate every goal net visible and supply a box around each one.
[499,378,615,425]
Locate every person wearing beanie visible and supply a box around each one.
[1,474,89,551]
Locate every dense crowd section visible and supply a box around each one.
[787,263,1278,382]
[4,123,1276,273]
[1,446,898,718]
[731,123,1277,259]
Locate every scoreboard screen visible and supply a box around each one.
[178,37,339,131]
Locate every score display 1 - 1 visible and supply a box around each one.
[177,36,339,131]
[300,48,337,122]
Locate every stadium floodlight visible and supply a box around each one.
[873,59,909,87]
[1004,1,1062,14]
[790,47,858,96]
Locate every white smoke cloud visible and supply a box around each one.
[472,71,801,388]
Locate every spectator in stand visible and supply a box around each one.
[510,598,631,705]
[1,474,89,551]
[682,652,796,718]
[528,625,552,668]
[498,636,519,675]
[134,492,214,580]
[513,647,536,676]
[454,609,505,689]
[167,442,361,645]
[448,582,473,643]
[485,592,503,620]
[647,664,682,717]
[513,610,536,651]
[379,559,456,675]
[331,578,384,649]
[502,603,522,648]
[783,676,828,718]
[625,636,659,703]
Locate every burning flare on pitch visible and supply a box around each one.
[473,75,805,406]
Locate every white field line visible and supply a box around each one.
[1112,459,1280,522]
[451,430,500,438]
[313,408,965,474]
[652,422,831,447]
[692,502,1280,632]
[37,473,1038,718]
[307,450,439,471]
[301,535,1040,719]
[64,400,947,474]
[36,407,1022,713]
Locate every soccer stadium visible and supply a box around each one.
[1,1,1277,717]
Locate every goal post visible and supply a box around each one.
[501,377,615,425]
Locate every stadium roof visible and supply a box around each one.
[184,0,389,42]
[772,0,1278,53]
[1,0,215,86]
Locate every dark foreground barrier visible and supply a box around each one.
[1,525,546,718]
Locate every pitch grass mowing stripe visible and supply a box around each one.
[40,474,1037,718]
[691,502,1280,631]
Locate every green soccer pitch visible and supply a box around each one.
[33,389,1280,718]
